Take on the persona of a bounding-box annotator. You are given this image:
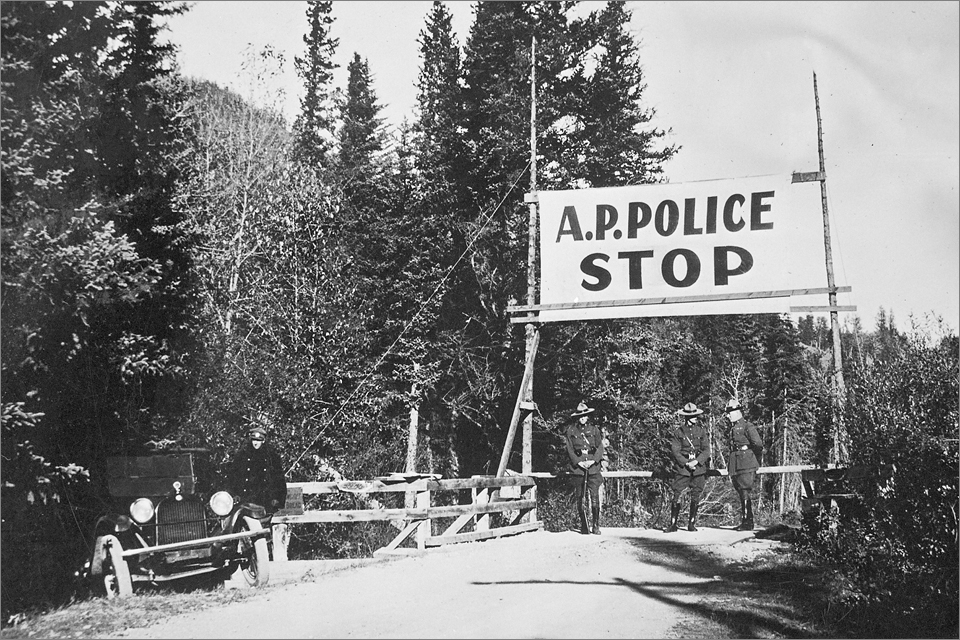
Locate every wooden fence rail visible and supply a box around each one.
[269,465,842,561]
[271,474,541,561]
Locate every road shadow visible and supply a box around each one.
[621,529,837,638]
[473,528,837,639]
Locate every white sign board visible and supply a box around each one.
[537,175,827,322]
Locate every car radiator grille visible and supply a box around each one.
[157,500,208,545]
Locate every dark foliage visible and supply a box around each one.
[799,321,959,638]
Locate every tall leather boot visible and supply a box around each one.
[664,503,680,533]
[737,497,754,531]
[734,497,745,530]
[577,504,590,534]
[743,497,754,531]
[591,505,601,535]
[687,499,699,532]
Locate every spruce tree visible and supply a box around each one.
[578,1,677,186]
[415,1,465,183]
[293,0,338,166]
[337,52,387,181]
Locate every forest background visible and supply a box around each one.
[1,1,956,636]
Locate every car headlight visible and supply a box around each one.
[129,498,155,524]
[209,491,234,516]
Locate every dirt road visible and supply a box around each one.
[110,527,792,639]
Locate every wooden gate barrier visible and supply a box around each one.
[270,464,876,561]
[271,474,540,561]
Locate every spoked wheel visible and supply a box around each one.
[238,515,270,587]
[99,535,133,599]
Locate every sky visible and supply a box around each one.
[165,1,960,335]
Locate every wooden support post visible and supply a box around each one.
[405,366,419,510]
[497,331,541,478]
[523,35,539,482]
[812,72,847,465]
[474,487,490,532]
[779,425,787,513]
[524,482,537,525]
[271,523,289,562]
[415,489,431,550]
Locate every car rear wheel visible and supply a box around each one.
[99,535,133,599]
[238,515,270,587]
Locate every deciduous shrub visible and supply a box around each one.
[800,323,958,638]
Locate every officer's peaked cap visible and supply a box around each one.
[724,398,742,413]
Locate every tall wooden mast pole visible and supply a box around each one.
[522,36,539,476]
[495,37,540,479]
[813,72,847,465]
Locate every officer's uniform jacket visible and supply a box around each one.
[669,421,711,477]
[726,418,763,476]
[564,421,604,477]
[229,442,288,512]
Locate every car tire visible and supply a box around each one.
[100,535,133,599]
[239,515,270,587]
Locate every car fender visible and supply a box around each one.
[89,534,122,576]
[229,502,272,531]
[94,513,133,536]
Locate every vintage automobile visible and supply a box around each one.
[82,449,272,598]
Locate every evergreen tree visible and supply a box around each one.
[407,1,470,473]
[337,52,387,181]
[1,0,196,614]
[1,0,117,230]
[293,0,338,166]
[415,1,465,183]
[2,0,195,468]
[578,1,677,186]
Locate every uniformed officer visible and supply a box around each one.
[665,402,711,533]
[564,401,604,535]
[724,398,763,531]
[228,425,288,515]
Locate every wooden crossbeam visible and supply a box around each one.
[287,474,537,496]
[273,498,537,525]
[440,512,476,537]
[791,171,826,182]
[425,521,542,547]
[507,286,853,320]
[378,520,423,554]
[789,305,857,312]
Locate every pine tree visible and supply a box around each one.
[1,0,197,611]
[293,0,338,166]
[415,1,465,183]
[1,1,117,230]
[337,52,387,181]
[578,1,677,186]
[3,0,196,464]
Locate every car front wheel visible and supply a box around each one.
[238,515,270,587]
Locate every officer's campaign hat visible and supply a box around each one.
[571,401,595,417]
[677,402,704,417]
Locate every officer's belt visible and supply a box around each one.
[577,447,597,456]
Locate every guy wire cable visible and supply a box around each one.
[286,159,534,475]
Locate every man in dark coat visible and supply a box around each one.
[724,398,763,531]
[564,401,604,535]
[229,426,288,515]
[665,402,711,533]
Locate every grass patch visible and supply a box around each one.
[1,583,259,639]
